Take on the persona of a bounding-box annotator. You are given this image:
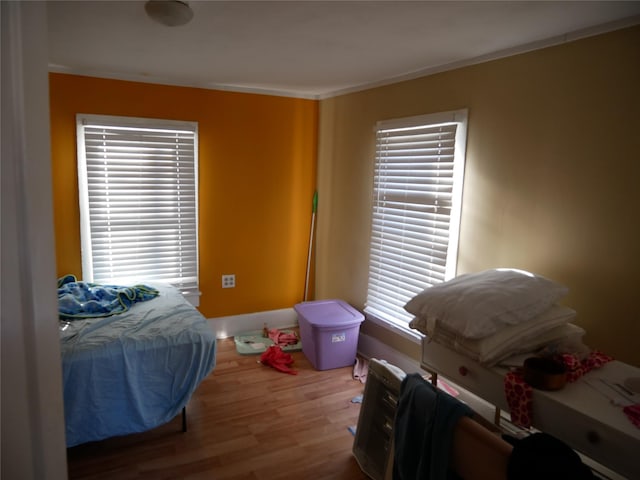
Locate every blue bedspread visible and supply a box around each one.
[60,282,216,447]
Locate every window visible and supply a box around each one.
[365,109,468,334]
[76,114,200,305]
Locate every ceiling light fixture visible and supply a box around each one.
[145,0,194,27]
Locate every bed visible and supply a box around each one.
[59,280,217,447]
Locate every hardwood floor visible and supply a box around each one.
[67,337,370,479]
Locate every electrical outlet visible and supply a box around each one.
[222,274,235,288]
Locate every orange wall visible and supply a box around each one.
[49,73,318,318]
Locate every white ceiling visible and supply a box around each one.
[47,1,640,99]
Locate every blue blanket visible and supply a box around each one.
[57,274,159,320]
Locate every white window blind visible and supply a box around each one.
[366,109,467,328]
[76,114,200,304]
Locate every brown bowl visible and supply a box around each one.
[523,356,567,391]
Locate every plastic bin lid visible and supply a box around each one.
[294,299,364,329]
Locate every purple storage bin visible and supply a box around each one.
[294,299,364,371]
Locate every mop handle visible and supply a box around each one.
[304,191,318,301]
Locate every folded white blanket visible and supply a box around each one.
[417,305,583,366]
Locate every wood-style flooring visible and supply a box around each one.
[66,337,370,479]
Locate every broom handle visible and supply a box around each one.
[304,191,318,301]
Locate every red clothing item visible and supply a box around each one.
[268,328,299,346]
[260,345,298,375]
[505,350,613,428]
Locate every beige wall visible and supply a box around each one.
[316,26,640,366]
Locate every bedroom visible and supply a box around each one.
[3,1,639,479]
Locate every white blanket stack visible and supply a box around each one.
[405,268,586,367]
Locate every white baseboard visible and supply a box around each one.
[208,310,422,375]
[208,308,298,339]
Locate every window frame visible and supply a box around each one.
[364,109,468,340]
[76,113,200,305]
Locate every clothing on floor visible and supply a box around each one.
[268,328,299,347]
[260,345,298,375]
[353,356,369,383]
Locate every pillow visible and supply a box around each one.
[405,268,568,339]
[414,305,580,366]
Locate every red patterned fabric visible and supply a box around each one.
[623,404,640,428]
[560,350,613,383]
[505,371,534,427]
[504,350,613,428]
